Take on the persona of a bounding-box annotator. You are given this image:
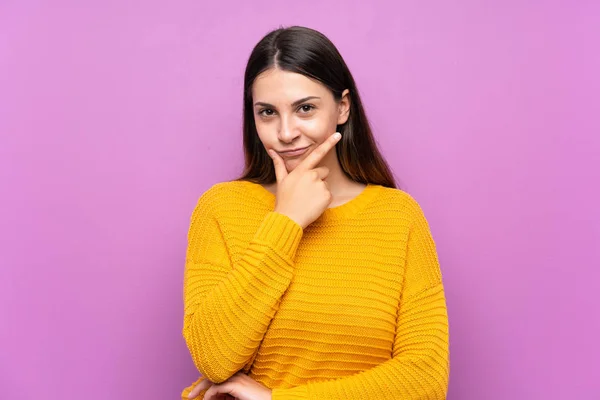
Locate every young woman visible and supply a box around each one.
[181,26,449,400]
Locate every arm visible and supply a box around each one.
[183,188,304,383]
[271,197,449,399]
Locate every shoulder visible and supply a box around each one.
[373,185,428,221]
[197,180,245,201]
[372,187,439,254]
[190,180,249,218]
[368,185,434,234]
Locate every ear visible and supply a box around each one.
[336,89,351,125]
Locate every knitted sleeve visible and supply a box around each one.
[271,197,449,400]
[182,188,304,384]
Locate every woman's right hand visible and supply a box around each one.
[268,132,342,229]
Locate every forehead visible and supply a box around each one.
[252,68,331,103]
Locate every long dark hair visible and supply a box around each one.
[235,25,398,189]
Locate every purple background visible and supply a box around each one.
[1,1,599,399]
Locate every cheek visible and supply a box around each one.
[297,115,336,140]
[254,120,276,145]
[254,113,337,145]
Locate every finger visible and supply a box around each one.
[187,377,211,399]
[311,166,330,181]
[203,382,232,400]
[297,132,341,172]
[268,149,288,183]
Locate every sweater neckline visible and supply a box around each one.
[239,180,381,224]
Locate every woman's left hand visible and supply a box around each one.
[201,372,272,400]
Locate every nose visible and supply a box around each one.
[277,114,301,144]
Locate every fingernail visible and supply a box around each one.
[334,132,342,140]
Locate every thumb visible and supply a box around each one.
[268,149,288,183]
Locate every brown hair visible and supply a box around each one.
[235,25,398,189]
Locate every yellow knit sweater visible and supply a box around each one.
[181,180,449,399]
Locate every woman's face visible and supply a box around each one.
[252,68,350,172]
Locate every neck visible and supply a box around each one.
[315,151,360,197]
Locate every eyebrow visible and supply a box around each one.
[254,96,321,108]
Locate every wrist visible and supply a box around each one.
[273,209,305,229]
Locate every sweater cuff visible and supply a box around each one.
[254,211,303,260]
[271,385,309,400]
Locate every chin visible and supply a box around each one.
[281,148,313,170]
[284,159,301,169]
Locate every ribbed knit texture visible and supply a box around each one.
[181,180,449,399]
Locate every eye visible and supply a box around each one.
[298,104,315,113]
[258,108,275,117]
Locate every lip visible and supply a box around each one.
[277,146,310,157]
